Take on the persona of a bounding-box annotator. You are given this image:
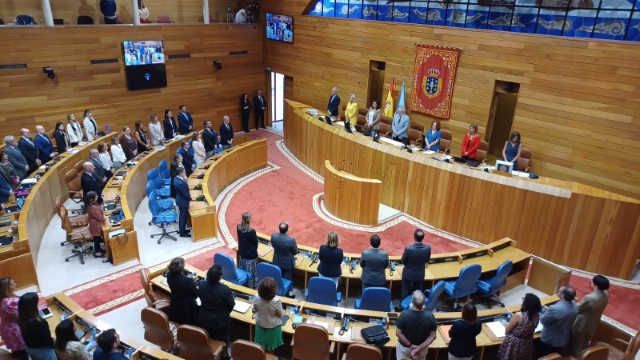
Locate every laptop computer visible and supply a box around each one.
[5,197,25,214]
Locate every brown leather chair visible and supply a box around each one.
[537,354,562,360]
[74,160,85,173]
[340,104,347,122]
[56,196,87,226]
[139,269,170,311]
[594,331,640,360]
[408,128,422,146]
[231,339,277,360]
[341,343,382,360]
[141,307,177,352]
[579,345,609,360]
[291,323,335,360]
[476,140,489,163]
[440,129,452,153]
[177,325,225,360]
[64,169,84,207]
[380,115,392,126]
[378,122,391,137]
[410,121,424,134]
[61,207,93,264]
[358,107,368,117]
[518,148,531,172]
[356,114,367,127]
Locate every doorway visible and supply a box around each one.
[367,61,386,107]
[486,81,520,159]
[270,72,288,133]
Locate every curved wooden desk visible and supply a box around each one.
[285,100,640,280]
[324,160,382,225]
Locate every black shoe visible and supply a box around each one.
[261,126,267,129]
[180,234,191,238]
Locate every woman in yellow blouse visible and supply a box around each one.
[344,94,358,126]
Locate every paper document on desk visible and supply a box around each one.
[486,321,506,339]
[21,178,37,185]
[233,301,252,314]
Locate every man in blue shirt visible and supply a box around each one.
[93,329,128,360]
[177,105,194,134]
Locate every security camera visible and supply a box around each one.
[43,67,55,79]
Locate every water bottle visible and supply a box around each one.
[294,305,299,316]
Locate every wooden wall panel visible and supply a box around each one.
[0,0,251,25]
[262,1,640,200]
[0,24,265,137]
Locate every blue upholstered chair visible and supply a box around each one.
[400,280,446,311]
[158,160,172,186]
[213,253,251,286]
[305,277,342,306]
[256,263,292,297]
[477,260,513,308]
[444,264,482,309]
[146,182,174,211]
[148,190,179,244]
[355,287,393,312]
[147,168,171,198]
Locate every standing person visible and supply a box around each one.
[138,0,150,23]
[569,275,610,356]
[396,291,437,360]
[166,257,198,325]
[0,151,19,189]
[502,131,523,170]
[219,116,234,149]
[400,229,431,300]
[119,126,138,161]
[344,94,358,127]
[424,121,442,153]
[34,125,57,164]
[66,114,84,147]
[365,100,381,136]
[177,105,194,135]
[110,136,126,169]
[134,121,150,153]
[392,106,410,144]
[173,167,192,238]
[198,265,235,346]
[498,293,542,360]
[461,124,480,162]
[327,87,340,119]
[53,122,71,153]
[254,90,267,129]
[54,319,91,360]
[169,154,184,199]
[202,120,220,157]
[97,143,114,176]
[237,212,258,289]
[191,132,206,167]
[93,329,127,360]
[163,109,178,140]
[18,292,56,360]
[99,0,118,24]
[85,191,106,258]
[4,135,29,181]
[360,234,388,290]
[18,129,40,176]
[448,303,482,360]
[240,93,252,133]
[538,285,578,357]
[0,175,12,210]
[0,278,27,360]
[81,162,103,203]
[270,222,297,283]
[148,114,165,146]
[83,110,99,142]
[88,149,108,184]
[317,232,343,287]
[252,278,284,353]
[177,141,195,176]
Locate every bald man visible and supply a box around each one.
[33,125,57,164]
[88,149,108,183]
[81,162,103,203]
[219,116,234,149]
[18,128,40,176]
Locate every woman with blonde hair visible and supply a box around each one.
[237,212,258,288]
[318,232,344,286]
[148,113,165,146]
[344,94,358,127]
[191,131,206,167]
[66,114,84,147]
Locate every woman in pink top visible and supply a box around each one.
[0,277,27,359]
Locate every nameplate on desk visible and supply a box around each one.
[429,257,457,264]
[462,250,488,260]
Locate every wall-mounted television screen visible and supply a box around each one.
[123,40,167,90]
[266,13,293,43]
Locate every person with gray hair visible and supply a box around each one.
[88,149,108,183]
[219,115,234,149]
[538,285,578,357]
[18,128,40,177]
[392,106,410,145]
[396,290,437,360]
[327,87,340,118]
[4,135,28,181]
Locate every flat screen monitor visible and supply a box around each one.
[266,13,293,43]
[495,160,514,174]
[123,40,167,90]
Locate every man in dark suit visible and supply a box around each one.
[327,87,340,119]
[18,128,40,176]
[88,149,109,183]
[253,90,267,129]
[34,125,57,164]
[202,120,220,158]
[270,222,297,281]
[163,110,178,140]
[81,162,103,203]
[538,285,578,357]
[177,141,195,176]
[4,135,29,181]
[219,116,234,150]
[400,229,431,299]
[570,275,610,356]
[177,105,194,135]
[173,167,192,238]
[360,234,389,289]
